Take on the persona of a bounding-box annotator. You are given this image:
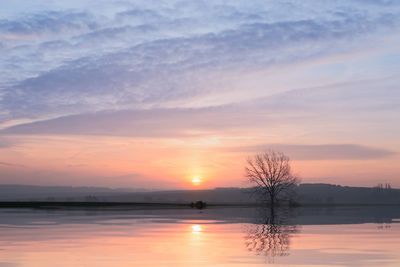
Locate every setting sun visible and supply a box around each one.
[191,177,202,186]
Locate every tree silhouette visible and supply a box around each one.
[246,150,299,208]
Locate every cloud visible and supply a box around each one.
[0,106,257,137]
[1,76,399,138]
[0,161,26,168]
[1,0,400,122]
[0,10,98,38]
[231,144,396,160]
[251,77,400,113]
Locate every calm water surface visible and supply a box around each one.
[0,207,399,266]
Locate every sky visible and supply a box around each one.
[0,0,399,189]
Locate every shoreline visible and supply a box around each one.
[0,201,399,209]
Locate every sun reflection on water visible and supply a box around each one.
[191,224,203,234]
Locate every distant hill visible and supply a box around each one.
[0,184,142,201]
[297,183,400,205]
[0,183,399,205]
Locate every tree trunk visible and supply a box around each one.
[270,193,275,215]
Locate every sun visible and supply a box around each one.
[191,176,202,186]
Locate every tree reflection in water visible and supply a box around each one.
[245,208,299,261]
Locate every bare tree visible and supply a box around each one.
[245,150,299,208]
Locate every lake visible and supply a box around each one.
[0,206,399,266]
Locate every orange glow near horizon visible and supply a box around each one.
[0,135,400,189]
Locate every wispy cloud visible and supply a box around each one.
[2,77,398,138]
[231,143,396,160]
[0,161,26,168]
[1,0,400,122]
[0,10,98,38]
